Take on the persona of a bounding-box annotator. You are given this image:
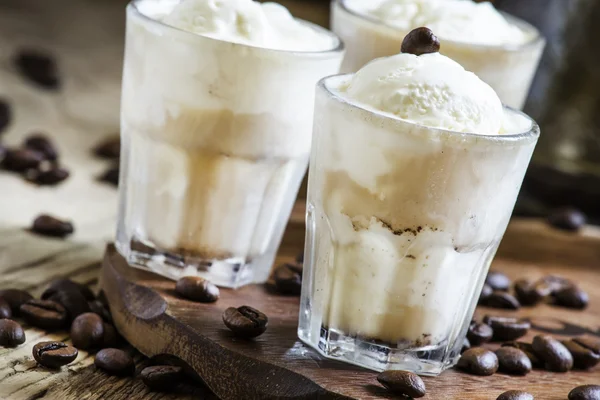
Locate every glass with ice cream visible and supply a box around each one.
[115,0,344,288]
[298,28,540,374]
[331,0,545,109]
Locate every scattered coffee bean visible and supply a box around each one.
[538,275,572,294]
[32,341,78,368]
[273,263,302,295]
[457,348,499,376]
[93,137,120,159]
[484,316,530,341]
[101,323,119,348]
[95,348,134,376]
[0,319,25,347]
[175,276,219,303]
[569,385,600,400]
[31,214,74,238]
[14,49,60,89]
[70,312,105,350]
[27,166,70,186]
[401,27,440,56]
[98,164,119,186]
[467,322,493,346]
[553,286,589,309]
[547,207,586,232]
[482,292,520,310]
[377,370,426,398]
[88,300,112,322]
[532,335,573,372]
[573,337,600,354]
[223,305,268,338]
[495,347,532,375]
[497,390,534,400]
[514,279,543,306]
[502,342,543,368]
[562,340,600,370]
[461,338,471,354]
[20,299,67,330]
[0,298,12,319]
[47,290,90,321]
[0,98,11,133]
[485,271,511,291]
[296,252,304,264]
[24,134,57,161]
[0,289,33,315]
[479,284,493,304]
[42,278,95,301]
[141,365,184,392]
[1,148,44,172]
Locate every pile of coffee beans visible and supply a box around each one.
[92,136,120,187]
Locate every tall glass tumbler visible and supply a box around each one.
[298,75,540,374]
[116,0,344,288]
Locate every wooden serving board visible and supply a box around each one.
[102,213,600,400]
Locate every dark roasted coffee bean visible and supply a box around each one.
[482,292,520,310]
[98,164,119,186]
[461,338,471,354]
[28,167,70,186]
[569,385,600,400]
[401,27,440,56]
[141,365,184,392]
[47,290,90,321]
[484,316,530,341]
[33,341,78,368]
[457,348,498,376]
[502,342,543,368]
[41,279,95,301]
[88,300,112,322]
[95,348,134,376]
[273,263,302,296]
[223,305,268,338]
[1,148,44,172]
[93,137,120,159]
[547,207,586,232]
[532,335,573,372]
[497,390,534,400]
[377,370,426,398]
[0,319,25,347]
[573,337,600,354]
[0,298,12,319]
[479,284,493,304]
[485,271,511,291]
[467,323,493,346]
[296,251,304,264]
[70,312,105,350]
[538,275,572,294]
[553,286,589,309]
[175,276,219,303]
[31,214,74,238]
[0,289,33,316]
[514,279,542,306]
[495,347,532,375]
[101,323,119,349]
[20,299,67,330]
[24,134,57,161]
[15,49,60,89]
[0,98,12,133]
[562,340,600,370]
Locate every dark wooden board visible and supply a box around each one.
[102,217,600,400]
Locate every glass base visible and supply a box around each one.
[298,325,460,375]
[116,239,274,288]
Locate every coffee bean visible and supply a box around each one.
[42,279,95,301]
[33,341,78,368]
[95,348,134,376]
[0,298,12,319]
[20,299,67,330]
[457,348,499,376]
[553,286,589,309]
[573,337,600,354]
[0,289,33,316]
[401,27,440,56]
[377,370,426,398]
[461,338,471,354]
[175,276,219,303]
[485,271,511,291]
[296,252,304,264]
[14,49,60,89]
[497,390,534,400]
[27,167,70,186]
[569,385,600,400]
[93,137,120,159]
[547,207,586,232]
[89,300,112,322]
[70,312,105,350]
[98,164,119,186]
[532,335,573,372]
[31,214,74,238]
[495,347,532,375]
[47,290,90,321]
[0,319,25,347]
[502,342,543,368]
[101,323,119,348]
[24,134,57,161]
[483,316,530,341]
[537,275,572,294]
[562,340,600,370]
[482,292,520,310]
[273,263,302,296]
[467,323,493,346]
[141,365,184,392]
[479,284,493,304]
[0,98,12,133]
[1,148,44,172]
[514,279,543,306]
[223,305,268,338]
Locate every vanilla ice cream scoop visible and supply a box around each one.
[339,30,504,134]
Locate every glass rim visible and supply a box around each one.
[335,0,545,52]
[128,0,345,56]
[318,74,540,143]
